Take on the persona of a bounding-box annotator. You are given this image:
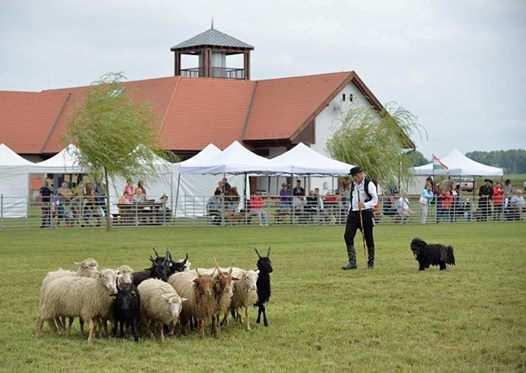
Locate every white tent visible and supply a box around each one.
[174,144,247,217]
[181,141,278,175]
[33,144,85,174]
[0,143,34,218]
[413,149,503,176]
[268,143,355,175]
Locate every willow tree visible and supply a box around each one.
[65,72,162,230]
[327,103,424,189]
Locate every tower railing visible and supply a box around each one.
[180,67,245,79]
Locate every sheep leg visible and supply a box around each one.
[160,323,165,343]
[102,319,109,337]
[112,320,118,337]
[245,306,251,331]
[221,312,229,327]
[120,321,125,338]
[36,318,44,336]
[418,262,425,271]
[79,318,85,336]
[66,317,74,336]
[88,319,96,343]
[439,262,446,270]
[262,305,269,327]
[256,304,262,324]
[131,319,139,342]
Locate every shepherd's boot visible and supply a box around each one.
[342,245,357,270]
[367,246,375,269]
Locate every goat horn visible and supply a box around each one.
[267,246,271,257]
[254,248,262,258]
[195,269,201,277]
[152,248,160,258]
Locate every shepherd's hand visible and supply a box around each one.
[358,202,365,209]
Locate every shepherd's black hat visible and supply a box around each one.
[349,166,363,176]
[484,179,493,183]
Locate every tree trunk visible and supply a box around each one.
[104,167,112,231]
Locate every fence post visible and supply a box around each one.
[0,194,3,228]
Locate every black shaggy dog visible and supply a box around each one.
[410,238,455,271]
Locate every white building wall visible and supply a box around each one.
[309,82,380,193]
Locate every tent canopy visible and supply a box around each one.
[179,141,277,175]
[413,149,503,177]
[0,144,33,217]
[176,144,222,173]
[0,143,35,167]
[268,143,355,175]
[33,144,85,174]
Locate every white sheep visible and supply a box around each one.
[116,265,134,289]
[39,258,99,332]
[228,268,258,331]
[37,268,118,343]
[137,278,186,342]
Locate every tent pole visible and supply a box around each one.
[174,173,181,218]
[244,173,248,225]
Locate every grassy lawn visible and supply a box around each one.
[0,223,525,372]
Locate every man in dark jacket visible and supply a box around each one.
[39,178,54,228]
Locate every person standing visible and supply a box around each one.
[492,182,504,221]
[419,179,434,224]
[478,179,493,221]
[342,166,378,270]
[39,178,54,228]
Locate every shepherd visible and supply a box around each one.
[342,166,379,270]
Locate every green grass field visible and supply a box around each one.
[0,223,525,372]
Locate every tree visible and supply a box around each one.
[65,72,163,230]
[404,150,429,167]
[466,149,526,174]
[326,103,424,188]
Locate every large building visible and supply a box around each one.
[0,26,387,165]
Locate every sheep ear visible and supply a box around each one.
[229,268,233,275]
[193,278,200,284]
[254,248,262,258]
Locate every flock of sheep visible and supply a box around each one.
[36,248,273,342]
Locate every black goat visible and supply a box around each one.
[410,238,456,271]
[132,251,170,286]
[254,247,273,327]
[150,249,189,276]
[112,284,141,342]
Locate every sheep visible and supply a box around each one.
[37,269,118,343]
[168,269,216,337]
[255,248,273,327]
[116,265,134,289]
[194,266,239,333]
[112,283,140,342]
[39,258,99,333]
[228,268,258,331]
[137,278,186,342]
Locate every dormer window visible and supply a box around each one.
[349,93,354,102]
[342,93,346,102]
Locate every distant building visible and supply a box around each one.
[0,25,387,166]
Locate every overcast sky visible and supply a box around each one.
[1,0,525,158]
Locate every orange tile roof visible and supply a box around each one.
[0,71,384,154]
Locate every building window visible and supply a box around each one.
[342,93,346,101]
[349,93,354,102]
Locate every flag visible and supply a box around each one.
[432,154,448,172]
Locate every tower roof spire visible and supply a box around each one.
[211,17,214,30]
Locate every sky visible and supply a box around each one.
[1,0,525,158]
